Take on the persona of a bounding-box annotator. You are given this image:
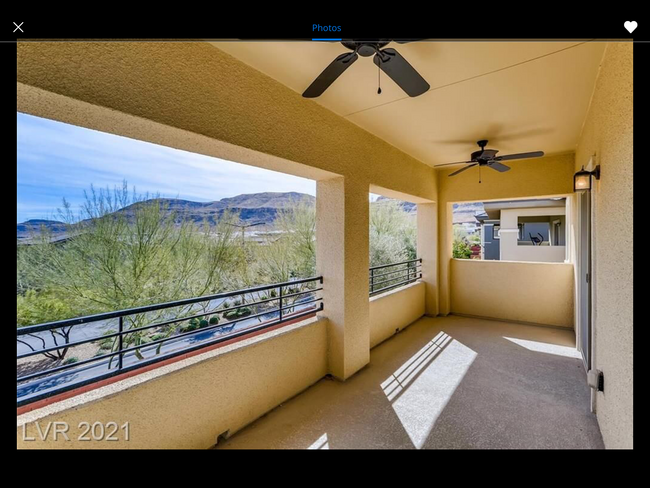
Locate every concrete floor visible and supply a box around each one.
[216,315,604,449]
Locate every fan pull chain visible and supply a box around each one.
[479,165,482,184]
[377,65,382,95]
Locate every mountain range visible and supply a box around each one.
[17,192,315,240]
[17,192,478,240]
[452,202,485,224]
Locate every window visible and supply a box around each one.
[493,225,501,239]
[517,218,551,246]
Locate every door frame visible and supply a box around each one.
[578,190,592,371]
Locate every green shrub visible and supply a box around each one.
[223,310,238,320]
[180,318,201,333]
[453,240,473,259]
[63,357,79,365]
[209,316,220,325]
[17,290,77,327]
[199,319,209,328]
[237,307,252,317]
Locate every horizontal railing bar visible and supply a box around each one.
[18,299,323,383]
[273,288,321,301]
[371,280,415,291]
[370,280,420,297]
[178,288,321,320]
[277,296,321,311]
[18,276,323,335]
[17,289,323,360]
[371,276,418,288]
[370,265,422,280]
[17,305,323,407]
[369,258,421,272]
[375,270,422,284]
[370,275,422,296]
[371,268,420,280]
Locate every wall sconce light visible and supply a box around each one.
[574,165,600,192]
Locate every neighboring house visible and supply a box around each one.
[475,198,566,262]
[475,214,501,260]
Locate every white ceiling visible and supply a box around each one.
[212,41,606,168]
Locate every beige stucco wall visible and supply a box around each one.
[437,153,575,315]
[17,318,328,449]
[450,259,574,328]
[417,203,439,315]
[369,282,425,348]
[575,43,633,449]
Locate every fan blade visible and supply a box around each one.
[494,151,544,162]
[487,162,511,172]
[448,163,478,177]
[435,160,474,168]
[302,52,358,98]
[373,48,430,97]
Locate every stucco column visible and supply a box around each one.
[498,209,518,260]
[316,177,370,380]
[417,202,439,316]
[437,202,454,315]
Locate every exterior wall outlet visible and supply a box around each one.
[587,369,604,392]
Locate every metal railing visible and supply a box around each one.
[369,258,422,296]
[17,277,323,407]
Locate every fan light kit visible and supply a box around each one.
[303,39,430,98]
[437,140,545,183]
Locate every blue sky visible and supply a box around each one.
[17,113,316,223]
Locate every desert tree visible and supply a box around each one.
[17,181,240,362]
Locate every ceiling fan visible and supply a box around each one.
[302,39,430,98]
[437,140,544,181]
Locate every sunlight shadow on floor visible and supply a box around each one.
[503,336,582,359]
[382,331,477,448]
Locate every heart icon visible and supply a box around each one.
[624,21,637,33]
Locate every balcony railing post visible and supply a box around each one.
[370,268,375,293]
[118,316,124,370]
[279,285,283,322]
